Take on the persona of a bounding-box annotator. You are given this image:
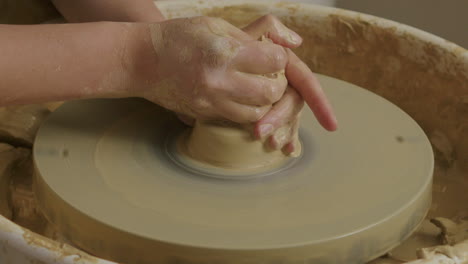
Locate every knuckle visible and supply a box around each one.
[263,14,278,24]
[269,48,287,69]
[265,80,287,104]
[251,107,267,121]
[272,88,284,103]
[260,84,276,105]
[192,96,211,112]
[199,72,219,91]
[198,16,213,25]
[204,17,229,31]
[269,87,284,104]
[207,16,223,23]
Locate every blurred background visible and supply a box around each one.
[293,0,467,48]
[1,0,467,48]
[337,0,468,49]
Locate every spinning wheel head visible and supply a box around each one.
[33,74,433,264]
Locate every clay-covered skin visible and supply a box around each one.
[134,15,335,155]
[140,16,292,122]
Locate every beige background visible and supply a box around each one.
[337,0,468,48]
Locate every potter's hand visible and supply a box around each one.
[137,16,299,123]
[243,15,338,155]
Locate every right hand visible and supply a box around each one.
[132,16,302,123]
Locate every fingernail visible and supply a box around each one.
[259,124,274,138]
[288,30,302,45]
[285,142,301,157]
[289,146,300,157]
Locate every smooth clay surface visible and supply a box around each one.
[33,74,434,264]
[177,120,291,177]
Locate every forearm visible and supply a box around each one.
[51,0,165,23]
[0,22,145,106]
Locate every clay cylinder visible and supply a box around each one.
[182,120,288,171]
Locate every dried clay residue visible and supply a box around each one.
[0,104,101,263]
[22,228,100,263]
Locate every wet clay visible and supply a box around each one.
[179,120,290,173]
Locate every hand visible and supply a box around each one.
[242,15,338,155]
[135,16,301,123]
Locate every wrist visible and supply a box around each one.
[121,22,162,99]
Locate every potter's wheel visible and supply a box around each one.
[33,75,434,264]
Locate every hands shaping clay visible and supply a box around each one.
[178,69,301,174]
[178,119,300,176]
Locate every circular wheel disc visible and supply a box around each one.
[33,75,433,264]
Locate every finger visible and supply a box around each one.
[215,100,270,123]
[226,71,287,106]
[286,49,338,131]
[242,14,302,48]
[233,41,287,74]
[282,118,301,156]
[269,116,300,152]
[254,87,304,139]
[268,126,292,150]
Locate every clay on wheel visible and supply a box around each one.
[180,120,289,172]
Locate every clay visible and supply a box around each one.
[179,120,289,173]
[21,227,101,264]
[388,220,442,262]
[9,153,52,236]
[404,218,468,264]
[372,217,468,264]
[33,74,433,264]
[0,143,28,219]
[0,105,50,147]
[431,218,468,245]
[411,240,468,264]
